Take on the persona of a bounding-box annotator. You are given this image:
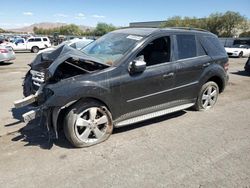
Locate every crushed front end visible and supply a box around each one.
[14,45,110,138]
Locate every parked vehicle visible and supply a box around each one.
[5,37,51,53]
[38,38,93,54]
[0,45,15,63]
[14,27,229,148]
[225,44,250,57]
[245,57,250,73]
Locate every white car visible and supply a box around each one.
[38,38,93,54]
[5,37,51,53]
[0,45,15,62]
[225,44,250,57]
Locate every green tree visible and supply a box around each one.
[93,23,116,36]
[206,13,224,35]
[221,11,246,37]
[162,11,248,37]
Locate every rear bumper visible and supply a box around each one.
[0,54,16,62]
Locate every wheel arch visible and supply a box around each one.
[53,96,113,136]
[206,75,224,93]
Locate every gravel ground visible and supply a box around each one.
[0,53,249,188]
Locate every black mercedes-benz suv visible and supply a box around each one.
[14,27,229,147]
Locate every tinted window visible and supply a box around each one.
[201,36,226,56]
[176,35,197,59]
[28,38,34,42]
[16,39,24,43]
[197,39,206,56]
[137,37,171,66]
[34,38,42,42]
[70,43,76,49]
[43,38,48,41]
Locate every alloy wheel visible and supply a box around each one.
[74,107,111,144]
[201,85,218,109]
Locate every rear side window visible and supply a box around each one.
[43,38,48,41]
[200,36,226,56]
[34,38,42,42]
[176,35,197,59]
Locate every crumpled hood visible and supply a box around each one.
[30,45,110,79]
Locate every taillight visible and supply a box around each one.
[224,61,229,72]
[0,49,8,53]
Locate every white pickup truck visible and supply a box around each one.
[6,37,51,53]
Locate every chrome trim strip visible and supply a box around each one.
[115,103,194,127]
[127,81,198,103]
[176,55,208,62]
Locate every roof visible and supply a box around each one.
[113,27,214,37]
[112,28,159,36]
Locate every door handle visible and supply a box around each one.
[203,63,210,67]
[163,72,174,79]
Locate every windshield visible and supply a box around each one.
[81,32,143,65]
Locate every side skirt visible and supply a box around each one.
[114,103,194,128]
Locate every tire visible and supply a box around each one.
[239,51,243,58]
[194,81,219,111]
[31,46,39,53]
[64,100,113,148]
[22,71,34,97]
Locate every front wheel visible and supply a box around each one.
[64,100,113,148]
[23,71,34,97]
[239,51,243,58]
[194,81,219,111]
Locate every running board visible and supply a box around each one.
[115,103,194,127]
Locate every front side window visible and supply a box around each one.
[176,34,197,60]
[81,33,142,65]
[43,38,48,41]
[28,38,34,42]
[16,39,24,43]
[136,36,171,66]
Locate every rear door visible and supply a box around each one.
[173,34,212,100]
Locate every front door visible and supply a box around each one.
[15,38,26,50]
[120,36,176,117]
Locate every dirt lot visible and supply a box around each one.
[0,53,250,188]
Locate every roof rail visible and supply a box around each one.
[168,27,209,32]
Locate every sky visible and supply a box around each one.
[0,0,250,29]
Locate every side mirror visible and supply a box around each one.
[128,60,146,74]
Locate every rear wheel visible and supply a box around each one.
[64,100,113,148]
[31,46,39,53]
[194,81,219,111]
